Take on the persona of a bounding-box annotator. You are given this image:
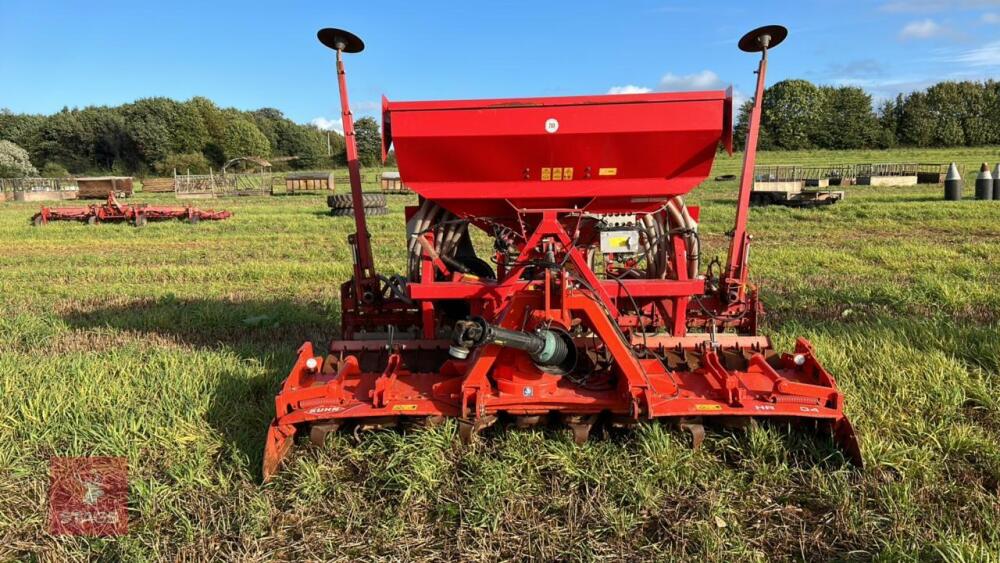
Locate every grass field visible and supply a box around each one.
[1,147,999,560]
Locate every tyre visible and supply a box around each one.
[327,193,386,209]
[329,206,389,217]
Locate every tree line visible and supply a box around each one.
[736,79,1000,151]
[4,78,999,178]
[0,97,387,178]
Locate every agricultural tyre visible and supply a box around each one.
[329,206,389,217]
[327,193,387,209]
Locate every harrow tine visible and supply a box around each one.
[679,417,706,450]
[514,415,543,429]
[352,417,400,439]
[308,422,342,447]
[833,417,864,469]
[263,421,296,482]
[458,415,497,444]
[563,414,598,444]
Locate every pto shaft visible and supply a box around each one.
[450,318,572,370]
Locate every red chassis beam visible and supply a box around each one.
[408,278,704,300]
[264,336,862,481]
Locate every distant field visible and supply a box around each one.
[1,148,998,560]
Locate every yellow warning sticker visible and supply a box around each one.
[552,167,563,181]
[541,167,552,181]
[392,404,418,411]
[695,404,723,411]
[563,167,574,180]
[598,167,618,176]
[610,236,630,247]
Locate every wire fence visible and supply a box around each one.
[754,162,953,184]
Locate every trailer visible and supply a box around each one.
[750,185,844,207]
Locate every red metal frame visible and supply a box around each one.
[263,29,862,480]
[32,194,231,226]
[334,46,380,306]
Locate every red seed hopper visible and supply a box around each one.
[263,25,862,480]
[384,89,732,216]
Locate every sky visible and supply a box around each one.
[3,0,1000,133]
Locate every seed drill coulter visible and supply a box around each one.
[264,25,862,479]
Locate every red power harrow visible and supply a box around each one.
[263,25,862,480]
[32,193,232,227]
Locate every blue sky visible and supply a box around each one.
[3,0,1000,132]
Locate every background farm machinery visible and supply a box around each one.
[32,193,231,226]
[263,25,863,479]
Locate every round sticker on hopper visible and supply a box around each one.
[544,118,559,133]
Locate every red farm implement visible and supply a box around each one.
[31,193,232,227]
[263,25,862,480]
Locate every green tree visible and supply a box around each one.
[40,162,70,177]
[898,91,935,147]
[251,108,330,168]
[155,152,212,175]
[353,116,382,167]
[760,79,824,150]
[733,99,755,151]
[78,106,129,171]
[925,83,966,147]
[877,95,903,147]
[0,140,38,177]
[33,108,96,172]
[814,86,879,149]
[0,109,44,152]
[121,98,210,170]
[282,125,329,168]
[954,81,992,146]
[221,113,270,160]
[188,97,227,165]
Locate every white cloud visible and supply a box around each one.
[607,85,653,94]
[882,0,1000,12]
[982,12,1000,23]
[946,40,1000,66]
[731,89,747,109]
[606,70,736,102]
[899,19,945,39]
[658,70,725,91]
[310,116,343,133]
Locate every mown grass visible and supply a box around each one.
[1,147,999,560]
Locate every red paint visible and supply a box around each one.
[263,29,861,480]
[48,457,128,536]
[32,194,230,226]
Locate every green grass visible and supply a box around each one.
[2,147,999,560]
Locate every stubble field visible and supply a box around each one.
[1,147,998,560]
